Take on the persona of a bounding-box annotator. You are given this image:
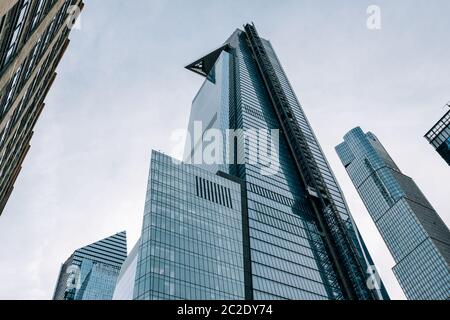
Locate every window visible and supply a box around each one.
[3,0,31,66]
[0,118,12,148]
[24,37,42,79]
[42,16,56,50]
[30,0,46,31]
[1,63,23,117]
[0,16,5,35]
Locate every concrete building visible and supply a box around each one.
[0,0,83,214]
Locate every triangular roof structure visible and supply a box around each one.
[185,29,242,77]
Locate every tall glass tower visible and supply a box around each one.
[53,231,127,300]
[134,151,246,300]
[134,24,388,300]
[336,127,450,300]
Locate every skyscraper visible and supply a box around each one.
[425,107,450,165]
[0,0,83,215]
[134,151,246,300]
[336,127,450,300]
[133,24,388,300]
[53,231,127,300]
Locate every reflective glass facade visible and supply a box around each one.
[336,127,450,300]
[183,50,230,175]
[113,238,140,300]
[425,109,450,165]
[0,0,83,215]
[230,32,341,300]
[53,231,127,300]
[134,26,388,300]
[134,151,245,300]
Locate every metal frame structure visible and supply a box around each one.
[424,104,450,165]
[243,23,376,300]
[424,104,450,144]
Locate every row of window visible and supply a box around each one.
[237,40,352,225]
[142,255,244,288]
[145,214,242,252]
[0,24,68,187]
[252,275,328,300]
[252,262,340,298]
[248,182,299,208]
[0,0,73,145]
[249,209,321,243]
[143,228,242,270]
[250,199,317,232]
[135,274,244,300]
[377,199,427,261]
[0,0,65,70]
[249,221,338,282]
[430,125,450,148]
[69,259,120,300]
[425,110,450,143]
[249,227,329,263]
[135,254,244,297]
[393,239,450,300]
[1,0,32,67]
[146,196,241,231]
[150,151,238,189]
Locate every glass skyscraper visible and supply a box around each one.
[0,0,83,215]
[336,127,450,300]
[53,231,127,300]
[134,151,246,300]
[425,108,450,165]
[133,24,388,300]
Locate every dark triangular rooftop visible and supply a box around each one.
[185,29,242,77]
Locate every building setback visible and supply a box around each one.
[425,107,450,166]
[53,231,127,300]
[336,127,450,300]
[133,24,389,300]
[0,0,83,214]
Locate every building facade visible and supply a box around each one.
[134,151,246,300]
[425,108,450,165]
[336,127,450,300]
[0,0,83,214]
[53,231,127,300]
[134,25,389,300]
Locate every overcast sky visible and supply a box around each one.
[0,0,449,300]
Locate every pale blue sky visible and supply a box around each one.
[0,0,449,299]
